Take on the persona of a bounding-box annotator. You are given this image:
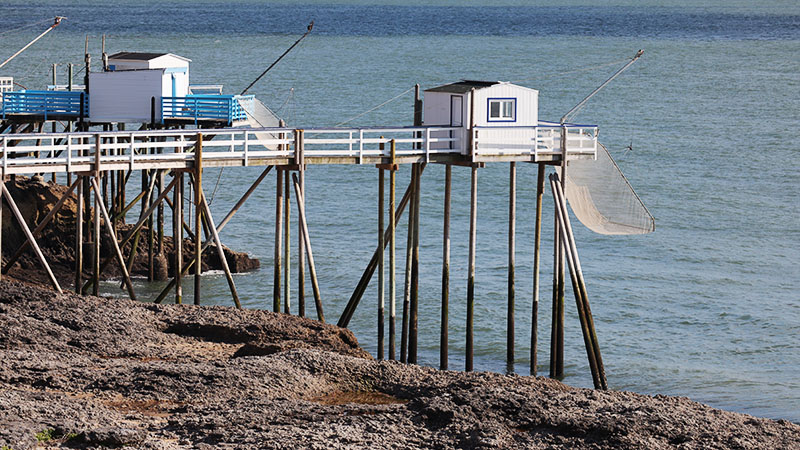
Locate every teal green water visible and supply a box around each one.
[2,1,798,422]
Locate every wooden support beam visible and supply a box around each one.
[284,167,291,314]
[507,162,516,370]
[174,172,183,304]
[274,168,283,313]
[83,173,175,293]
[153,166,273,304]
[297,131,306,318]
[550,173,607,390]
[291,173,324,322]
[409,163,421,364]
[531,163,545,376]
[377,167,385,360]
[400,166,416,364]
[466,164,478,372]
[440,164,451,370]
[194,133,203,305]
[200,190,241,309]
[1,183,61,293]
[75,177,83,293]
[90,177,136,300]
[337,164,425,329]
[389,140,397,361]
[93,135,101,297]
[2,178,79,274]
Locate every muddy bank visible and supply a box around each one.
[0,280,797,449]
[1,176,259,288]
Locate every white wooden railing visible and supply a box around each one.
[0,123,597,174]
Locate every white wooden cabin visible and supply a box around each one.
[423,80,539,155]
[89,52,191,123]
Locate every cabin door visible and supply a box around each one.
[450,95,463,149]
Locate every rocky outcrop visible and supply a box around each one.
[0,280,798,449]
[1,176,259,285]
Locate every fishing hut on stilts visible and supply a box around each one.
[1,21,654,389]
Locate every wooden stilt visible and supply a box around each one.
[507,162,516,371]
[274,168,283,313]
[297,131,306,318]
[388,140,397,361]
[409,163,421,364]
[194,134,203,305]
[75,176,83,293]
[154,166,273,304]
[377,167,385,360]
[2,178,79,274]
[337,164,425,328]
[291,173,324,322]
[90,178,136,300]
[83,172,165,293]
[93,135,101,297]
[284,168,291,314]
[158,170,164,254]
[440,164,451,370]
[531,163,545,376]
[401,165,415,364]
[466,164,478,372]
[550,174,607,389]
[200,191,241,309]
[1,184,62,293]
[174,172,183,304]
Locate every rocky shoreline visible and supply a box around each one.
[1,280,798,449]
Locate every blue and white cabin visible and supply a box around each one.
[424,80,539,155]
[89,52,191,123]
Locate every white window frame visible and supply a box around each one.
[487,97,516,123]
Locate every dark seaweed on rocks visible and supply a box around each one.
[0,280,798,449]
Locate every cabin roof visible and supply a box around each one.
[425,80,501,93]
[108,52,191,62]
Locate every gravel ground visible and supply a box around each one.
[0,280,798,449]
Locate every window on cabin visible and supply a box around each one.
[488,98,515,122]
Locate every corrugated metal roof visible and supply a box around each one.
[425,80,500,93]
[108,52,191,62]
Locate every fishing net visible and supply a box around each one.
[238,97,282,150]
[559,142,655,235]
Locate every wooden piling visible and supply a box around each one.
[531,163,545,376]
[291,173,324,322]
[174,172,183,304]
[507,162,516,370]
[90,178,136,300]
[378,167,385,360]
[338,164,424,328]
[466,164,478,372]
[194,134,203,305]
[75,177,83,293]
[284,168,291,314]
[1,184,61,293]
[400,166,415,364]
[200,191,241,309]
[409,163,421,364]
[440,164,451,370]
[389,140,397,361]
[297,131,306,318]
[154,167,272,305]
[93,135,101,297]
[274,169,283,313]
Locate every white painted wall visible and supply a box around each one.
[108,54,190,71]
[89,69,164,123]
[423,83,539,154]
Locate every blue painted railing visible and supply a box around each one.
[1,90,88,120]
[161,95,254,125]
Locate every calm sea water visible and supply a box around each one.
[2,1,798,422]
